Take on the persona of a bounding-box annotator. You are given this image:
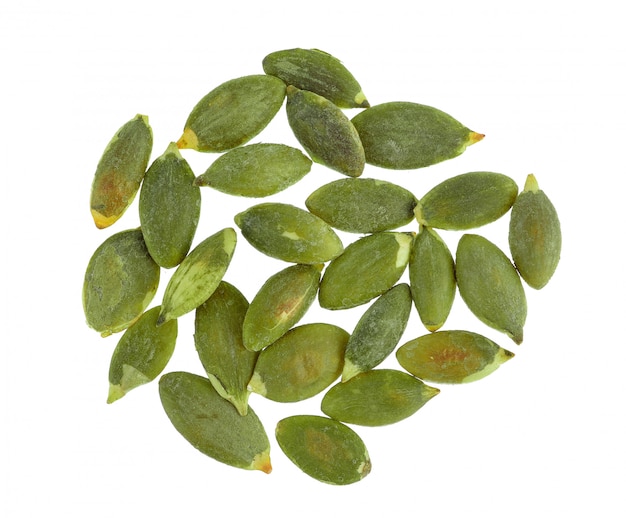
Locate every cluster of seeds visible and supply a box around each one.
[83,48,562,485]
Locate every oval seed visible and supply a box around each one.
[275,415,371,485]
[194,143,312,197]
[342,283,412,381]
[248,323,348,402]
[242,263,322,352]
[139,142,201,268]
[396,330,514,384]
[107,305,177,404]
[177,75,286,153]
[194,282,258,416]
[351,101,484,170]
[286,86,365,177]
[305,177,418,233]
[234,202,343,264]
[322,369,440,426]
[319,232,413,310]
[83,228,160,337]
[262,48,369,108]
[409,226,456,332]
[158,227,236,326]
[414,171,518,230]
[456,234,527,344]
[159,371,271,473]
[509,174,562,289]
[90,114,153,229]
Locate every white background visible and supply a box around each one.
[2,1,625,516]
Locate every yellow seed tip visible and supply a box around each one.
[468,132,485,145]
[176,128,198,150]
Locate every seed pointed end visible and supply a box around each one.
[252,450,272,474]
[107,383,125,404]
[468,131,485,145]
[176,127,198,151]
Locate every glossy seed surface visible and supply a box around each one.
[396,330,514,383]
[159,371,271,473]
[275,415,371,485]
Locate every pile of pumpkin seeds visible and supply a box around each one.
[83,48,562,485]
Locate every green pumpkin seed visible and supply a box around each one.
[194,143,312,197]
[242,263,322,352]
[107,305,177,404]
[248,323,348,402]
[409,226,456,332]
[305,177,418,233]
[509,174,562,289]
[342,283,412,381]
[90,114,153,229]
[456,234,527,344]
[396,330,514,384]
[194,282,258,416]
[319,232,413,310]
[351,101,483,170]
[159,371,271,473]
[322,369,440,426]
[83,228,160,337]
[234,202,343,264]
[157,228,236,325]
[177,75,285,153]
[415,171,518,230]
[262,48,369,108]
[275,415,370,485]
[286,86,365,177]
[139,142,201,268]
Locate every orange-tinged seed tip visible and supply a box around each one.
[176,127,198,150]
[468,132,485,145]
[253,451,272,474]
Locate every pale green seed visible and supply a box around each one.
[456,234,527,344]
[139,142,201,268]
[351,102,484,170]
[275,415,371,485]
[322,369,440,426]
[234,202,343,264]
[83,228,160,337]
[305,177,418,233]
[509,174,562,289]
[248,323,348,402]
[414,171,518,230]
[159,371,272,473]
[194,143,312,197]
[396,330,514,384]
[107,305,177,404]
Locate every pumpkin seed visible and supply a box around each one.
[90,114,153,229]
[396,330,514,384]
[159,371,271,473]
[351,101,483,170]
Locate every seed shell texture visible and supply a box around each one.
[157,227,237,325]
[248,323,348,402]
[322,369,440,426]
[319,232,413,310]
[276,415,371,485]
[305,177,419,234]
[409,226,456,332]
[83,228,160,337]
[107,306,177,404]
[242,263,322,352]
[234,202,343,264]
[90,114,153,229]
[194,282,258,416]
[285,86,365,177]
[139,142,201,268]
[342,283,412,381]
[159,371,272,474]
[262,48,369,108]
[456,234,527,344]
[351,101,484,170]
[509,174,562,289]
[415,171,519,230]
[194,143,312,197]
[396,330,514,384]
[176,74,286,153]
